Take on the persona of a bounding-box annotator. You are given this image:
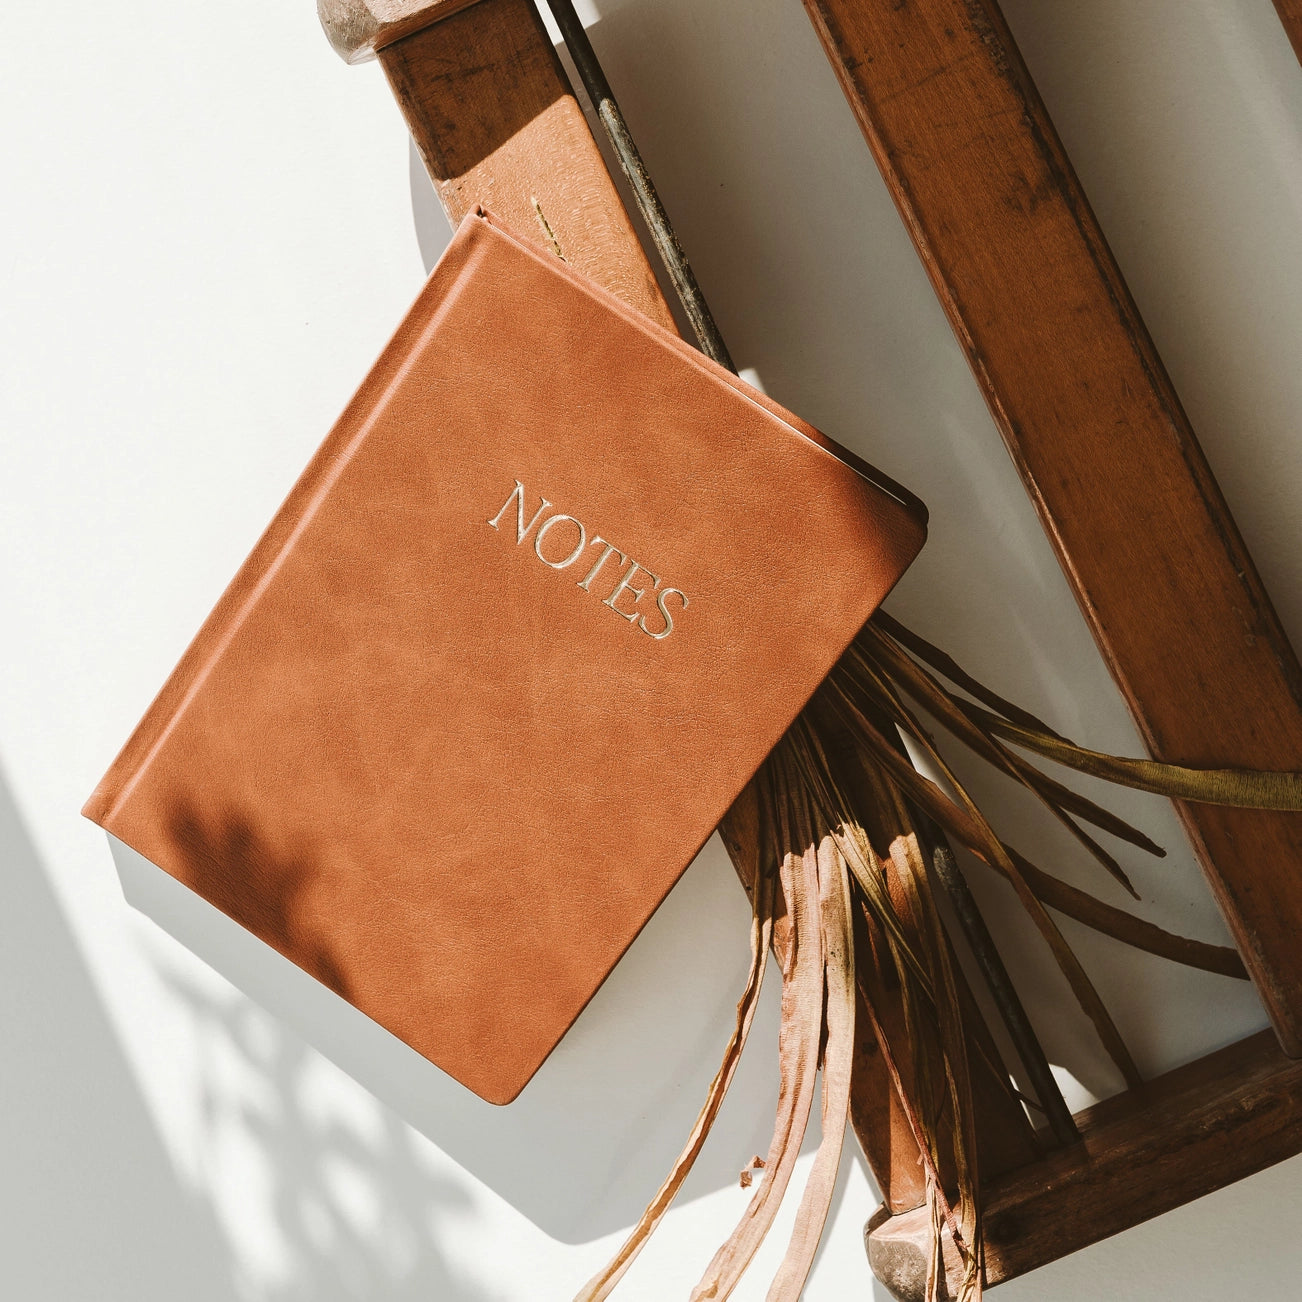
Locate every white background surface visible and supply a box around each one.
[4,0,1302,1298]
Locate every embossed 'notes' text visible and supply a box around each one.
[487,480,687,639]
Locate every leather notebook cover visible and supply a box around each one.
[84,209,926,1104]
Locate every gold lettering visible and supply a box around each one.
[604,561,657,622]
[487,480,552,543]
[533,514,587,569]
[577,537,626,591]
[489,479,685,639]
[641,587,688,640]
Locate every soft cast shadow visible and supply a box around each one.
[0,766,234,1302]
[7,765,495,1301]
[144,946,500,1302]
[113,817,786,1245]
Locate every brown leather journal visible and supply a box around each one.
[84,209,926,1103]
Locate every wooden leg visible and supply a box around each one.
[802,0,1302,1053]
[867,1030,1302,1299]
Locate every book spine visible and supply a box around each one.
[83,215,491,830]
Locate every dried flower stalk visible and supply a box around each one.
[578,623,1302,1299]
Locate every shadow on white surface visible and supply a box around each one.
[0,770,233,1302]
[112,831,799,1245]
[1,761,499,1301]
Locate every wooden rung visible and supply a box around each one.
[867,1030,1302,1299]
[803,0,1302,1053]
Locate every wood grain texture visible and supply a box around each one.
[1274,1,1302,64]
[317,0,481,64]
[867,1030,1302,1299]
[803,0,1302,1053]
[378,0,673,329]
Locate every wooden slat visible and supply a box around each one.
[1274,1,1302,64]
[867,1030,1302,1299]
[803,0,1302,1053]
[378,0,673,329]
[372,0,1037,1210]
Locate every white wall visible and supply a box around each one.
[2,1,1301,1297]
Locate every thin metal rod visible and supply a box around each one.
[544,0,1078,1150]
[929,841,1081,1147]
[543,0,735,370]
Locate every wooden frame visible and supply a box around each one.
[868,1031,1302,1294]
[792,0,1302,1292]
[319,1,1302,1296]
[801,0,1302,1056]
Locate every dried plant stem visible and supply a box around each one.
[891,833,983,1301]
[966,704,1302,809]
[573,852,777,1302]
[870,611,1065,739]
[543,0,734,368]
[787,722,982,1267]
[858,627,1147,893]
[765,836,856,1301]
[689,768,824,1300]
[817,676,1243,975]
[827,673,1143,1088]
[929,843,1080,1147]
[827,684,1078,1146]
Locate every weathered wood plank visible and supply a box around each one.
[867,1030,1302,1298]
[377,0,673,329]
[803,0,1302,1052]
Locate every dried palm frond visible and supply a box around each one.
[576,616,1302,1301]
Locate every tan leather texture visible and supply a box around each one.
[84,210,926,1104]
